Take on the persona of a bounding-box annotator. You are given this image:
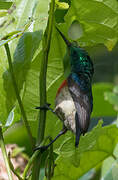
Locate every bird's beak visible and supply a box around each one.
[56,27,71,47]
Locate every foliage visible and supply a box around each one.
[105,85,118,111]
[0,0,118,180]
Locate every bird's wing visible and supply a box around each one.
[67,76,91,135]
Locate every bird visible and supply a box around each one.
[35,27,94,151]
[54,27,94,147]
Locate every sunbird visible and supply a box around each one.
[35,27,94,151]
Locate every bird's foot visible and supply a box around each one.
[35,103,56,115]
[35,103,51,110]
[34,145,48,153]
[34,128,67,152]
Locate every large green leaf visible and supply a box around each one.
[22,26,65,136]
[3,31,42,119]
[52,122,118,180]
[60,0,118,50]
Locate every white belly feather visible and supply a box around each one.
[55,86,76,133]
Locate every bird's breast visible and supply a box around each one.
[55,82,76,133]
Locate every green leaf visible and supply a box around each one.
[1,108,20,132]
[16,0,37,29]
[101,157,118,180]
[113,143,118,158]
[62,0,118,50]
[52,122,118,179]
[105,85,118,111]
[22,27,65,137]
[79,169,95,180]
[0,109,12,128]
[33,0,50,32]
[3,31,42,117]
[0,0,38,39]
[4,108,14,127]
[92,83,116,117]
[0,0,13,10]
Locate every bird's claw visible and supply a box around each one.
[34,145,48,153]
[35,103,51,111]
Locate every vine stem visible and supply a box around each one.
[32,0,55,179]
[23,150,40,180]
[4,43,34,149]
[37,0,55,145]
[0,127,13,180]
[45,137,54,180]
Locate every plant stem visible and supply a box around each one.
[4,43,34,150]
[46,138,54,180]
[32,0,55,179]
[37,0,55,145]
[23,150,40,180]
[0,127,13,180]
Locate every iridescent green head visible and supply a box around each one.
[56,27,94,79]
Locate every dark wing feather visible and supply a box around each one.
[67,76,91,134]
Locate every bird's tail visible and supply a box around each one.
[75,112,82,147]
